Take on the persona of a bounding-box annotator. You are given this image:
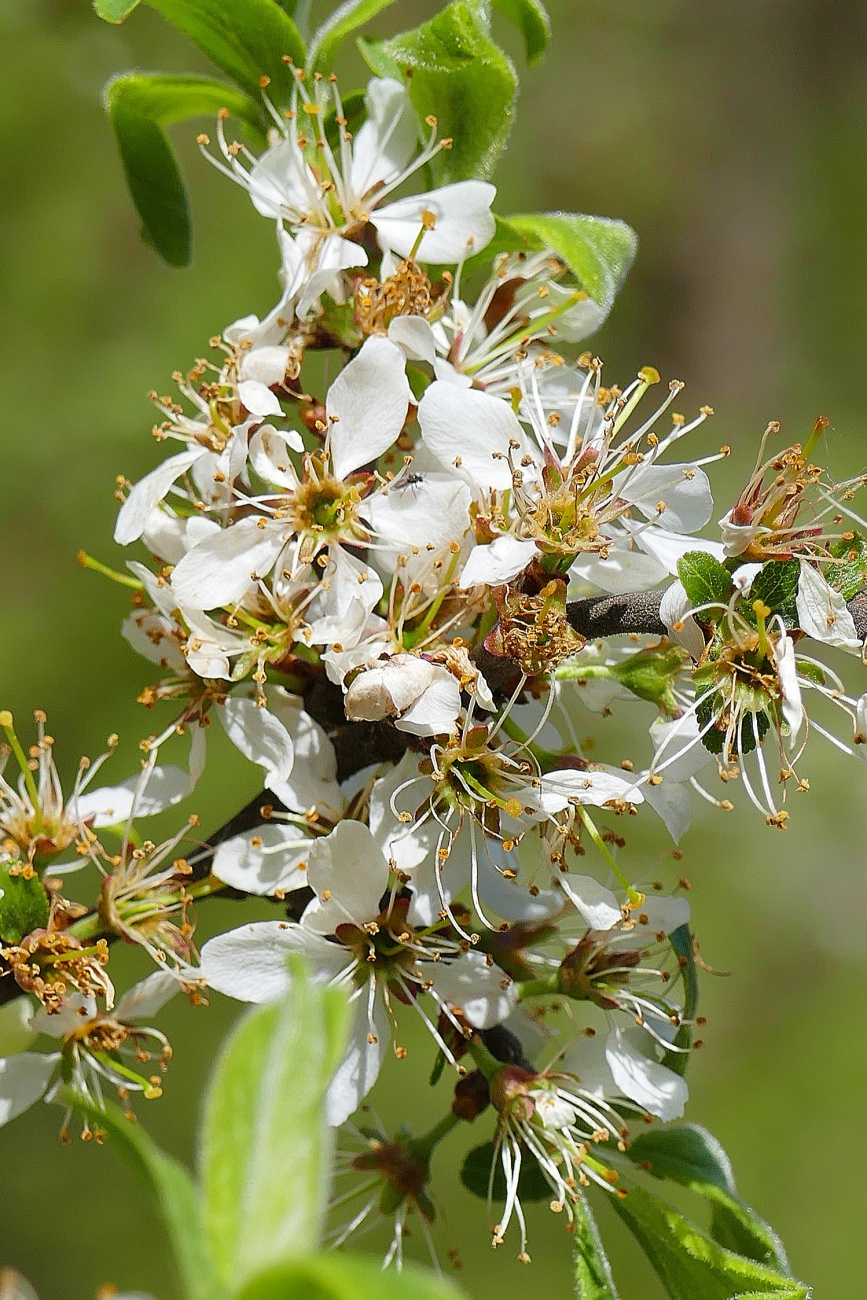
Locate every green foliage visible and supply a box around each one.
[612,1183,808,1299]
[574,1196,622,1299]
[625,1127,794,1280]
[105,74,261,266]
[750,560,800,622]
[93,0,141,20]
[505,212,637,316]
[146,0,304,105]
[662,923,699,1075]
[677,552,734,610]
[360,3,518,182]
[0,868,49,944]
[310,0,399,72]
[825,532,867,600]
[70,1096,220,1300]
[235,1256,465,1300]
[460,1139,551,1201]
[491,0,550,63]
[199,965,350,1290]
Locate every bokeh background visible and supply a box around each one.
[2,0,867,1295]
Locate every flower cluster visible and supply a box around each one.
[3,62,866,1276]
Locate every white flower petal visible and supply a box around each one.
[419,382,526,490]
[775,633,804,738]
[559,875,622,930]
[114,450,202,545]
[533,768,643,813]
[350,78,418,196]
[604,1026,688,1120]
[239,345,290,387]
[327,337,411,480]
[387,315,437,364]
[170,518,285,609]
[569,548,668,595]
[303,821,389,932]
[459,535,538,588]
[431,952,516,1029]
[0,1052,58,1125]
[213,824,312,896]
[659,581,705,660]
[373,181,496,263]
[238,379,283,418]
[796,561,861,651]
[114,971,180,1022]
[200,922,347,1002]
[219,694,295,789]
[305,545,383,649]
[618,462,713,533]
[325,993,388,1126]
[267,705,341,814]
[249,425,302,490]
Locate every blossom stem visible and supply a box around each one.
[576,806,641,905]
[410,1110,462,1162]
[76,551,144,590]
[515,974,560,1000]
[0,712,39,810]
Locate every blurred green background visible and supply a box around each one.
[2,0,867,1295]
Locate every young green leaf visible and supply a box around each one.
[234,1254,466,1300]
[574,1196,622,1299]
[199,965,350,1291]
[677,551,734,610]
[360,3,518,182]
[146,0,304,106]
[0,868,49,944]
[93,0,141,20]
[660,923,698,1076]
[750,560,800,618]
[460,1139,551,1202]
[826,532,867,600]
[105,74,262,266]
[309,0,398,73]
[504,212,637,315]
[491,0,550,63]
[627,1125,736,1194]
[68,1095,221,1300]
[625,1126,791,1275]
[613,1184,809,1299]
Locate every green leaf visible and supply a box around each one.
[613,1184,809,1299]
[68,1095,220,1300]
[460,1140,551,1202]
[826,532,867,600]
[105,74,261,267]
[627,1125,736,1194]
[146,0,304,106]
[574,1196,622,1299]
[310,0,398,73]
[626,1127,791,1275]
[750,560,800,619]
[199,964,350,1290]
[0,868,49,944]
[661,924,698,1076]
[677,551,734,610]
[93,0,141,19]
[235,1254,466,1300]
[504,212,637,315]
[361,3,518,181]
[492,0,550,63]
